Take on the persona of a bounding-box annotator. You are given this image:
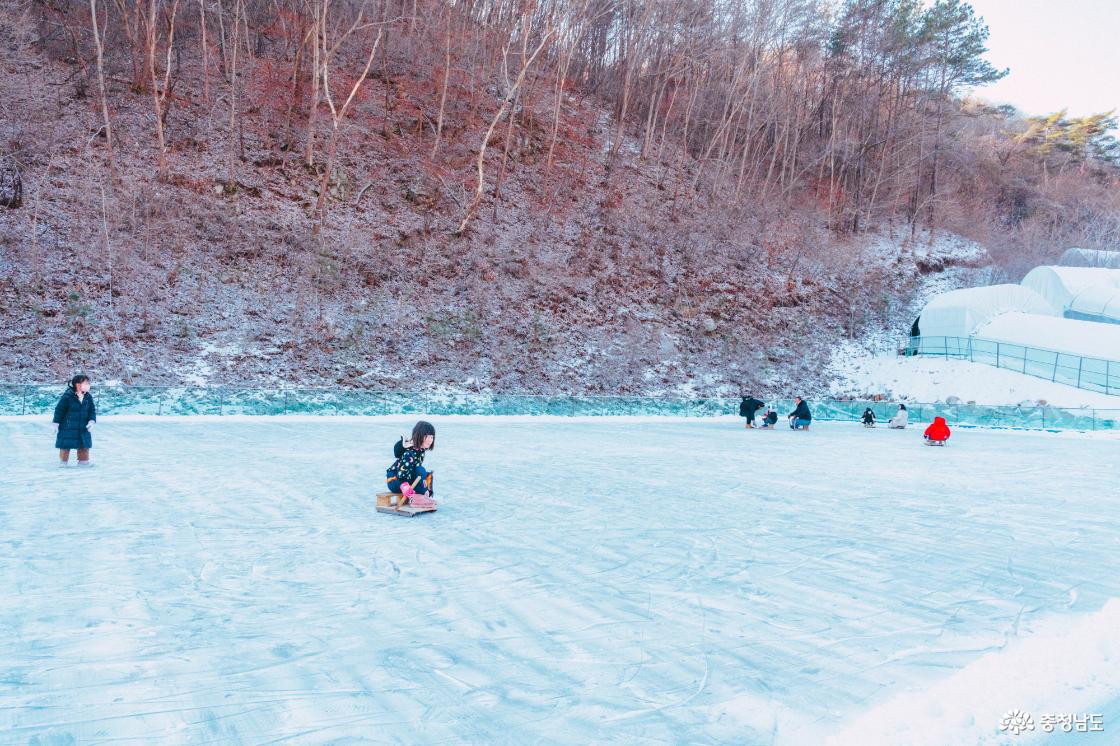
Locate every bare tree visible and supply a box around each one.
[311,0,383,235]
[430,3,453,159]
[146,0,181,176]
[89,0,116,177]
[457,14,555,235]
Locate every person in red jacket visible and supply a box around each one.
[923,416,951,444]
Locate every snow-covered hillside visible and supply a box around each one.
[827,343,1120,408]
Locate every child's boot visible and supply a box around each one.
[410,493,437,509]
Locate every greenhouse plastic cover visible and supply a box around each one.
[1059,247,1120,269]
[975,311,1120,361]
[1066,285,1120,324]
[917,284,1057,338]
[1020,265,1120,311]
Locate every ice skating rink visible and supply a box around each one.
[1,416,1118,744]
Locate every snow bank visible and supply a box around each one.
[827,599,1120,745]
[827,347,1120,408]
[976,312,1120,362]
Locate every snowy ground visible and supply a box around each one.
[2,416,1118,744]
[827,342,1120,409]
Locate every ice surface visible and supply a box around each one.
[2,416,1118,744]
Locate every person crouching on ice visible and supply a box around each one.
[923,416,951,444]
[888,403,908,429]
[788,396,812,430]
[386,420,436,508]
[760,407,778,428]
[861,407,876,427]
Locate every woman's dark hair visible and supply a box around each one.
[899,403,908,411]
[411,420,436,451]
[67,374,90,391]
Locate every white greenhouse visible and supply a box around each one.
[1058,247,1120,269]
[1020,265,1120,311]
[1065,285,1120,325]
[913,284,1057,339]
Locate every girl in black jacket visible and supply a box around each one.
[53,375,96,467]
[385,421,436,507]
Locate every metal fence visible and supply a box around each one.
[906,336,1120,396]
[3,384,1118,431]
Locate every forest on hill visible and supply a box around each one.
[1,0,1117,394]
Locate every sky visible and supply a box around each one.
[965,0,1120,120]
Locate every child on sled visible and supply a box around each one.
[923,416,951,445]
[861,407,876,427]
[386,420,437,508]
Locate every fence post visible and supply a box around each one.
[1052,352,1059,382]
[996,343,1000,369]
[967,337,973,362]
[1077,357,1083,389]
[219,389,225,416]
[1108,361,1112,396]
[158,389,164,416]
[21,385,27,416]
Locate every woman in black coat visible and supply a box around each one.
[739,395,764,428]
[53,374,96,466]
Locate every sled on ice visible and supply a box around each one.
[376,491,437,517]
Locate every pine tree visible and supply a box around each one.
[918,0,1008,226]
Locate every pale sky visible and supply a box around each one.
[965,0,1119,120]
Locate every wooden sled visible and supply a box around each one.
[376,491,437,517]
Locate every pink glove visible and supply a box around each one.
[399,482,415,499]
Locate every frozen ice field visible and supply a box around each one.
[1,415,1118,745]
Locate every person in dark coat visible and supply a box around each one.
[386,420,437,507]
[738,395,765,428]
[53,374,96,466]
[861,407,876,427]
[788,396,812,430]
